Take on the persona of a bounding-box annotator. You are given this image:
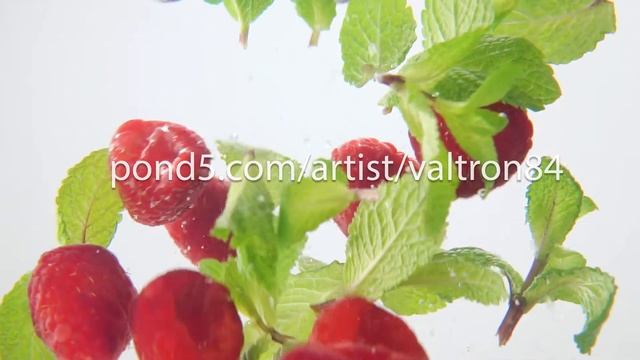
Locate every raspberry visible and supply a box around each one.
[131,270,243,360]
[165,179,235,264]
[110,119,211,225]
[410,102,533,198]
[28,245,137,360]
[331,138,415,235]
[309,297,429,360]
[284,343,419,360]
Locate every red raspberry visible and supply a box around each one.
[331,138,416,235]
[165,179,235,265]
[410,102,533,198]
[309,297,429,360]
[131,270,243,360]
[284,343,419,360]
[28,245,137,360]
[110,119,211,225]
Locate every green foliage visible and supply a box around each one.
[340,0,417,86]
[294,0,337,46]
[345,161,458,298]
[275,262,344,340]
[0,273,55,360]
[422,0,495,49]
[383,248,522,315]
[56,149,123,247]
[494,0,617,64]
[526,157,584,257]
[524,267,617,354]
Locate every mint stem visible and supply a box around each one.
[309,29,321,47]
[497,257,547,345]
[239,23,250,49]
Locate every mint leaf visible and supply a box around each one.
[436,105,507,183]
[382,287,448,316]
[345,158,457,298]
[382,247,521,315]
[217,141,300,204]
[0,273,55,360]
[205,0,224,4]
[277,178,354,285]
[397,85,441,163]
[578,195,598,219]
[422,0,495,49]
[223,0,275,47]
[294,0,337,46]
[435,36,561,111]
[401,30,485,91]
[214,173,281,293]
[546,247,587,271]
[297,256,327,273]
[340,0,417,87]
[56,149,123,247]
[200,259,276,325]
[527,157,584,257]
[275,262,344,340]
[494,0,617,64]
[524,267,617,354]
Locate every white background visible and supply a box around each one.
[0,0,638,359]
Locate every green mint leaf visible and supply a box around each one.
[345,157,457,298]
[205,0,224,4]
[397,85,440,163]
[294,0,338,46]
[527,157,584,257]
[493,0,617,64]
[382,247,522,315]
[462,63,520,109]
[434,36,561,111]
[275,262,344,340]
[200,259,276,325]
[401,30,485,91]
[217,141,300,205]
[524,267,617,354]
[340,0,417,87]
[578,195,598,219]
[277,178,354,284]
[297,256,327,273]
[382,287,449,315]
[56,149,123,247]
[223,0,275,47]
[0,273,55,360]
[436,105,507,182]
[214,173,281,293]
[546,247,587,272]
[422,0,495,49]
[241,323,281,360]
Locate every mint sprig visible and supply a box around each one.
[56,149,124,248]
[221,0,275,48]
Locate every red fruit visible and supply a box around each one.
[28,245,137,360]
[310,297,429,360]
[110,119,211,225]
[331,138,415,235]
[165,179,235,264]
[131,270,243,360]
[410,102,533,198]
[284,343,419,360]
[283,344,347,360]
